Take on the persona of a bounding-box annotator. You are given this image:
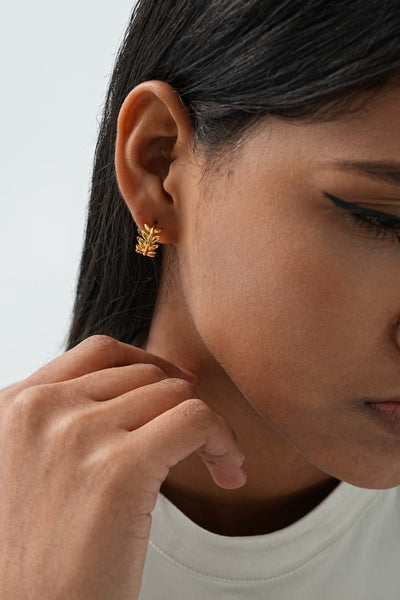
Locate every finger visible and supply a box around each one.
[57,363,173,402]
[95,377,198,426]
[23,335,197,387]
[125,398,247,490]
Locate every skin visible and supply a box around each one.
[0,340,246,598]
[115,79,400,536]
[2,79,400,600]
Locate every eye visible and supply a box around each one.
[347,213,400,244]
[323,192,400,246]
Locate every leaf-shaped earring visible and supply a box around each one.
[135,223,163,257]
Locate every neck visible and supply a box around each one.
[142,273,339,536]
[159,475,340,536]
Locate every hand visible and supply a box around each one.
[0,335,246,600]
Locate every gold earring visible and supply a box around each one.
[135,223,163,257]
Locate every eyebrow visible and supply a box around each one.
[332,160,400,188]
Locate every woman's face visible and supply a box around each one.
[166,83,400,489]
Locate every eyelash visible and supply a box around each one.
[323,191,400,246]
[348,213,400,245]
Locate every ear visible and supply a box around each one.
[114,80,193,245]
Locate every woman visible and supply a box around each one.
[2,0,400,598]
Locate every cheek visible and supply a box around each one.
[187,212,366,409]
[187,229,400,486]
[180,175,400,487]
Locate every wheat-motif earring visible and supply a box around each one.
[135,223,162,257]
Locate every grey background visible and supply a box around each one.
[1,1,137,388]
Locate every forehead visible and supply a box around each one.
[249,84,400,163]
[200,83,400,187]
[332,83,400,133]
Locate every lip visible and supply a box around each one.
[366,400,400,438]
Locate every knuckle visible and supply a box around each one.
[83,334,118,348]
[180,398,213,428]
[49,410,91,452]
[1,384,61,438]
[8,384,55,423]
[80,335,120,364]
[128,512,152,539]
[17,385,47,404]
[160,377,196,396]
[138,363,167,380]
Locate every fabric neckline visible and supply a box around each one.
[149,482,383,581]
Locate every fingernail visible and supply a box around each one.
[179,368,198,383]
[236,467,247,485]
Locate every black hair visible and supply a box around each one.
[64,0,400,351]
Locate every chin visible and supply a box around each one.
[333,468,400,490]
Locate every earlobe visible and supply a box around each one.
[114,80,192,243]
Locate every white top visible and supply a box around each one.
[139,482,400,599]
